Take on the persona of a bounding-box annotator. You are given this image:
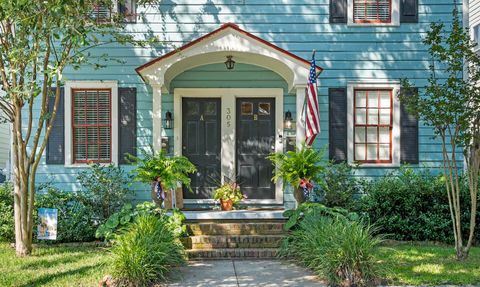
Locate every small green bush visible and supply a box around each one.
[280,213,382,286]
[361,168,478,243]
[77,163,133,222]
[96,202,187,241]
[35,185,97,243]
[0,183,14,242]
[282,202,358,231]
[312,162,362,210]
[111,214,186,286]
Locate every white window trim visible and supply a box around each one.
[347,0,400,27]
[64,80,118,167]
[347,81,400,167]
[472,23,480,52]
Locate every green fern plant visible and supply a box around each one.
[128,148,196,191]
[267,143,327,188]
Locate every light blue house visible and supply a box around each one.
[37,0,464,209]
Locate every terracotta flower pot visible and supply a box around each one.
[220,199,234,211]
[293,187,306,204]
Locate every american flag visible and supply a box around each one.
[305,53,320,146]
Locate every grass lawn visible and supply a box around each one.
[1,242,479,286]
[378,244,480,286]
[0,243,110,287]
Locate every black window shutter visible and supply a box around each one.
[329,88,348,162]
[400,87,419,164]
[46,87,65,164]
[400,0,418,23]
[330,0,347,24]
[118,87,137,164]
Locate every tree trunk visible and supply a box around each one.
[12,106,33,256]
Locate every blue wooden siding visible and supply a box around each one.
[29,0,463,200]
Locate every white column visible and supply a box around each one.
[221,93,235,183]
[295,86,306,148]
[152,84,162,152]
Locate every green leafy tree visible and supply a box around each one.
[399,7,480,259]
[0,0,159,256]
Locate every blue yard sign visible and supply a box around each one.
[37,208,58,240]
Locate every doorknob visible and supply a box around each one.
[182,146,186,150]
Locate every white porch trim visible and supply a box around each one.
[136,23,321,94]
[174,88,284,205]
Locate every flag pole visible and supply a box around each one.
[301,49,316,123]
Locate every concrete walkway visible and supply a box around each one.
[167,260,325,287]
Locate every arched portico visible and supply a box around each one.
[136,23,322,205]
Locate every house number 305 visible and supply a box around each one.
[226,108,231,127]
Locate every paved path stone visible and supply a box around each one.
[167,259,325,287]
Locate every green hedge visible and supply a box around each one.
[360,168,479,244]
[35,187,98,243]
[0,183,14,242]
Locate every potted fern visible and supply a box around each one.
[267,144,326,204]
[129,148,196,208]
[212,182,244,211]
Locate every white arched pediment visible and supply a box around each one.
[136,23,322,93]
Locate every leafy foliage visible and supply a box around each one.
[399,6,480,259]
[212,183,244,205]
[280,212,383,286]
[129,148,196,191]
[312,161,362,210]
[267,144,326,188]
[110,215,186,286]
[35,185,97,243]
[361,168,480,244]
[0,0,162,255]
[0,183,14,242]
[282,202,358,231]
[77,163,133,222]
[96,202,187,241]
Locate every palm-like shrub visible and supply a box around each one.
[129,148,196,191]
[267,144,326,188]
[110,215,186,286]
[280,213,383,286]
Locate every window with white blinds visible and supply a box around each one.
[353,0,391,23]
[72,89,112,163]
[91,0,136,23]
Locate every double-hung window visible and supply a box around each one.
[91,0,136,23]
[353,0,392,23]
[354,89,393,163]
[72,89,112,163]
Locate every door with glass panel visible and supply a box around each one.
[236,98,276,200]
[182,98,221,199]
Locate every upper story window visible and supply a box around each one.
[92,0,136,23]
[72,89,112,163]
[353,0,391,23]
[353,89,393,163]
[473,24,480,49]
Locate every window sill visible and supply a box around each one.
[64,163,115,168]
[354,162,400,168]
[347,22,399,27]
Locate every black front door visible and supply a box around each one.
[182,98,221,199]
[236,98,276,200]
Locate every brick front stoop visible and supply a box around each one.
[182,220,287,259]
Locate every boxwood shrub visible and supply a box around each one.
[361,168,479,244]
